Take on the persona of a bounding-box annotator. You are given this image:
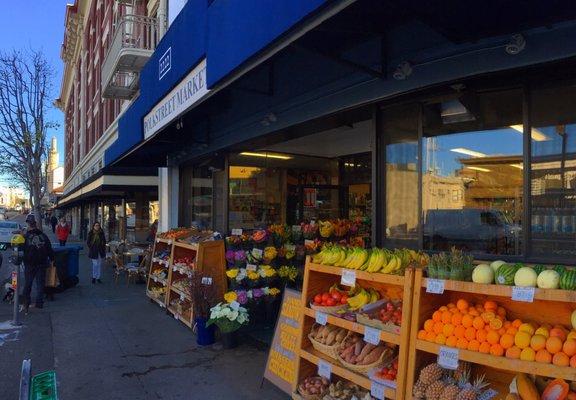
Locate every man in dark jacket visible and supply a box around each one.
[22,214,54,312]
[50,214,58,233]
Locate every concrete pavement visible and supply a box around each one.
[0,216,286,399]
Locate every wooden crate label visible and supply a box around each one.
[317,359,331,379]
[426,279,445,294]
[315,312,328,326]
[511,286,535,302]
[438,346,459,369]
[341,270,356,287]
[364,326,381,345]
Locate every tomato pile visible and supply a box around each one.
[374,358,398,381]
[379,301,403,325]
[313,287,349,307]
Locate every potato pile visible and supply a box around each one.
[338,334,392,365]
[310,324,349,346]
[325,381,372,400]
[297,376,329,397]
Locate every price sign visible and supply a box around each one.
[292,225,301,232]
[370,381,386,400]
[167,240,172,245]
[363,326,381,345]
[341,270,356,287]
[246,264,258,271]
[174,313,180,321]
[315,311,328,326]
[156,238,160,243]
[231,228,243,236]
[438,346,459,370]
[310,220,316,226]
[304,239,314,247]
[512,286,535,303]
[478,389,498,400]
[253,248,263,258]
[180,293,185,301]
[201,277,213,285]
[317,359,331,379]
[153,276,158,282]
[426,279,445,294]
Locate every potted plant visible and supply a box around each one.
[190,273,218,346]
[207,301,249,349]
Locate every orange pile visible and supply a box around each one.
[417,299,576,368]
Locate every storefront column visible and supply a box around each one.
[159,167,179,232]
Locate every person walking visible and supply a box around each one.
[22,214,54,313]
[55,217,71,246]
[50,214,58,233]
[87,222,106,284]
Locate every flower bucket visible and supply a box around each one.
[194,317,215,346]
[221,330,239,349]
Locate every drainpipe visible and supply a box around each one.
[157,0,168,38]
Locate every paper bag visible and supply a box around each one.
[46,264,59,287]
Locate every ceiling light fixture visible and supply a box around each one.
[239,152,292,160]
[509,124,549,141]
[509,163,524,170]
[450,148,487,158]
[392,61,412,80]
[466,166,491,172]
[505,34,526,55]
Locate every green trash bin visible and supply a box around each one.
[29,370,58,400]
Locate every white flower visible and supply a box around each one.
[227,310,239,321]
[237,313,246,324]
[230,301,240,311]
[247,290,253,299]
[262,287,270,295]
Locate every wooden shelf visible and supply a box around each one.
[420,278,576,303]
[170,286,191,300]
[416,339,576,381]
[300,347,397,399]
[307,262,406,286]
[174,241,199,251]
[152,258,169,267]
[149,276,167,285]
[155,238,173,245]
[147,293,166,308]
[167,307,192,328]
[303,307,401,345]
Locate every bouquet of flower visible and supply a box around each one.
[206,302,249,333]
[278,265,298,284]
[234,250,246,268]
[268,224,290,246]
[301,222,318,240]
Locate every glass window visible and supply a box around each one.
[530,84,576,259]
[179,165,213,230]
[382,104,419,249]
[422,89,523,256]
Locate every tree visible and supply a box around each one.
[0,50,56,221]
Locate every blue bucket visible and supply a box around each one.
[195,317,215,346]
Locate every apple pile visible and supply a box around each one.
[313,286,349,307]
[374,358,398,381]
[379,301,403,325]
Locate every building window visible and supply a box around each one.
[422,88,523,256]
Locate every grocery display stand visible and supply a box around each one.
[406,268,576,399]
[146,238,172,308]
[295,256,415,400]
[146,238,227,329]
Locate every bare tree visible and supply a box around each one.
[0,50,56,221]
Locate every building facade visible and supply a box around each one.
[103,0,576,265]
[56,0,178,241]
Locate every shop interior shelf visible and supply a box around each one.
[303,307,401,345]
[299,347,396,399]
[416,339,576,381]
[420,278,576,302]
[307,262,406,286]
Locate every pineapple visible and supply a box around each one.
[439,384,460,400]
[419,363,444,385]
[426,381,446,400]
[455,375,489,400]
[451,362,471,383]
[413,380,427,399]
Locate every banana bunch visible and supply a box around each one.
[380,254,403,274]
[346,287,380,310]
[345,248,369,270]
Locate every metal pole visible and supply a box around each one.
[11,245,21,326]
[19,359,31,400]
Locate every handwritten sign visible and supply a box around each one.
[341,270,356,287]
[231,228,243,236]
[512,286,535,302]
[364,327,381,345]
[201,277,213,285]
[263,288,302,395]
[438,346,459,370]
[371,381,386,400]
[315,311,328,326]
[317,359,331,379]
[427,279,445,294]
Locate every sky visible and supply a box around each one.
[0,0,69,183]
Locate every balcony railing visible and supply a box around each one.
[102,15,159,99]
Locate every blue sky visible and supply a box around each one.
[0,0,69,179]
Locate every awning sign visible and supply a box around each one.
[144,58,209,139]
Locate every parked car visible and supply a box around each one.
[0,221,22,247]
[423,208,515,254]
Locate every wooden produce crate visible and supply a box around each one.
[406,268,576,399]
[146,238,172,308]
[295,257,415,400]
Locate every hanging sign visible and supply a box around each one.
[263,288,302,395]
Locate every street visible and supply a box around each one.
[0,218,285,399]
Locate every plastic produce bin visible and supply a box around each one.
[30,370,58,400]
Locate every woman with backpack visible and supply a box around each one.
[87,222,106,284]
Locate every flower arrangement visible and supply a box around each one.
[278,265,298,283]
[223,287,280,304]
[207,302,249,333]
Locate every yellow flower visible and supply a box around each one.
[224,291,237,303]
[247,271,259,280]
[269,288,281,296]
[264,269,276,277]
[226,269,239,279]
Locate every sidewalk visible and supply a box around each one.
[0,226,286,399]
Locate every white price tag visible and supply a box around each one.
[438,346,459,370]
[172,266,177,271]
[168,240,172,245]
[153,276,158,282]
[509,377,518,394]
[364,327,381,345]
[341,270,356,287]
[174,313,179,321]
[426,279,445,294]
[252,248,263,258]
[201,277,213,285]
[478,389,498,400]
[304,239,314,247]
[512,286,535,302]
[317,359,331,379]
[315,311,328,326]
[310,220,316,226]
[231,228,243,236]
[180,293,185,301]
[370,381,386,400]
[156,238,160,243]
[292,225,301,232]
[246,264,258,271]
